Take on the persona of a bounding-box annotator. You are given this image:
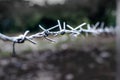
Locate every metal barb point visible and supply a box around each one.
[12,42,17,57]
[0,20,115,57]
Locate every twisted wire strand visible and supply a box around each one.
[0,20,115,56]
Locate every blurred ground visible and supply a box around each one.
[0,35,115,80]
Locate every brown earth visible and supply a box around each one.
[0,35,116,80]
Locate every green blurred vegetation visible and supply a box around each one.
[0,0,116,33]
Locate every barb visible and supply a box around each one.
[66,23,87,37]
[0,20,115,56]
[12,42,16,57]
[38,24,57,42]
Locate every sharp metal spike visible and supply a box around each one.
[74,23,86,30]
[39,25,46,31]
[44,37,56,42]
[57,20,62,31]
[23,30,30,39]
[100,22,104,29]
[63,22,66,30]
[47,25,59,31]
[93,22,100,29]
[66,25,74,30]
[26,38,37,44]
[87,24,91,30]
[12,42,16,57]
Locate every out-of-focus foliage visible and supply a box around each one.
[0,0,115,33]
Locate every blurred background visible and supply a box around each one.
[0,0,116,80]
[0,0,116,33]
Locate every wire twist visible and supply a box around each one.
[0,20,115,57]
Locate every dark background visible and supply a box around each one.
[0,0,115,33]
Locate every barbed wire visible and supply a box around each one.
[0,20,115,57]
